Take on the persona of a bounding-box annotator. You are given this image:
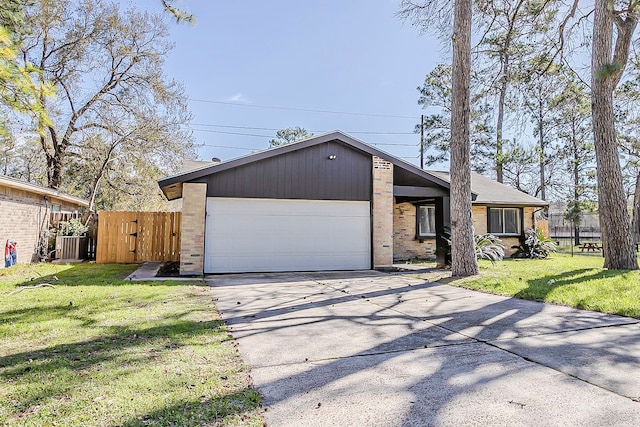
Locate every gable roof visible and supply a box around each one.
[158,131,455,200]
[0,175,89,207]
[158,131,547,207]
[427,171,548,207]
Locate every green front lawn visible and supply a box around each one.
[452,254,640,318]
[0,263,262,426]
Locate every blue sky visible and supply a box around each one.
[127,1,444,165]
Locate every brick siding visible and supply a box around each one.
[393,201,436,260]
[180,183,207,275]
[472,206,488,234]
[393,204,540,260]
[372,156,393,268]
[0,184,82,265]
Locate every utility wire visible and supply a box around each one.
[191,128,418,146]
[199,144,256,151]
[191,123,279,132]
[189,122,415,135]
[192,129,273,138]
[188,98,417,120]
[199,140,418,150]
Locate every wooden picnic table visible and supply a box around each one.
[579,242,602,252]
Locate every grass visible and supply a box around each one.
[450,253,640,319]
[0,263,262,426]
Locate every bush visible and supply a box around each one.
[511,228,557,259]
[437,227,506,265]
[57,218,89,237]
[474,233,506,263]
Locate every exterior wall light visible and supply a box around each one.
[328,155,337,160]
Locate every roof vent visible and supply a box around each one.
[211,157,221,164]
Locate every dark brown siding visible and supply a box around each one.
[192,141,372,201]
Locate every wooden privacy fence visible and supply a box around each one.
[96,211,181,263]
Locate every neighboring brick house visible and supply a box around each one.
[0,176,89,265]
[158,131,548,275]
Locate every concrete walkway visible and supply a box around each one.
[207,271,640,426]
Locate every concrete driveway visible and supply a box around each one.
[207,270,640,426]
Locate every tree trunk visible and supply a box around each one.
[573,119,580,246]
[87,145,117,213]
[538,97,546,201]
[450,0,478,277]
[591,0,638,270]
[87,174,102,214]
[632,172,640,245]
[493,0,525,184]
[495,66,507,183]
[46,151,64,190]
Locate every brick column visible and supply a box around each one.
[180,183,207,275]
[372,156,393,268]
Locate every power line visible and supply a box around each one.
[191,128,273,138]
[326,130,415,136]
[190,128,418,146]
[188,98,418,120]
[200,143,256,151]
[189,122,415,135]
[199,140,418,150]
[189,127,420,145]
[363,142,419,147]
[191,123,278,131]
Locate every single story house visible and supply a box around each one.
[0,175,89,265]
[394,170,549,261]
[158,131,548,275]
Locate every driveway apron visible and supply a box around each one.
[207,271,640,426]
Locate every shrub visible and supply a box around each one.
[437,227,506,265]
[57,218,89,237]
[474,233,506,263]
[511,228,557,259]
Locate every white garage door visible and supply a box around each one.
[204,198,371,273]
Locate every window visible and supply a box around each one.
[417,205,436,237]
[488,207,521,235]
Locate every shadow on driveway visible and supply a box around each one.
[208,271,640,426]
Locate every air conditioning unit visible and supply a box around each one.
[55,236,88,260]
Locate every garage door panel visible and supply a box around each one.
[205,198,370,273]
[209,253,370,272]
